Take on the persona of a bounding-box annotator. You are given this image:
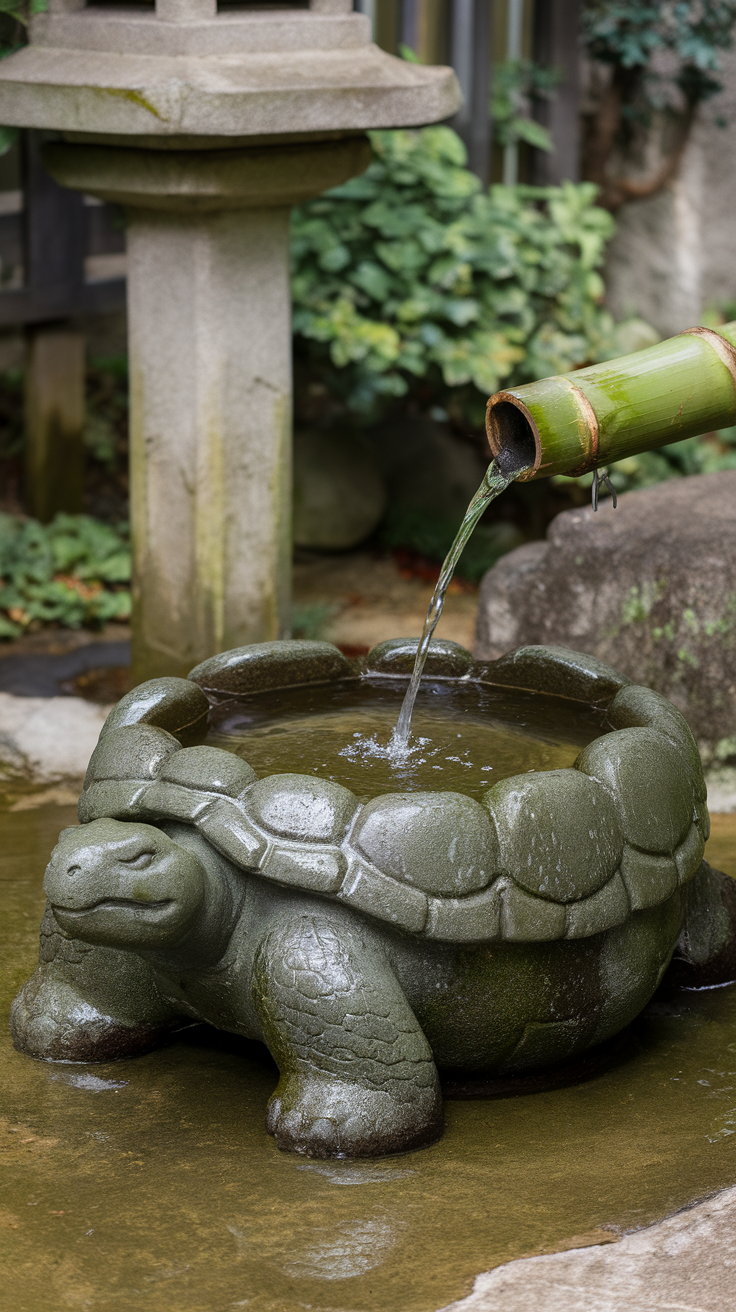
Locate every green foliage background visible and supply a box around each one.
[582,0,736,117]
[291,126,620,427]
[0,514,130,638]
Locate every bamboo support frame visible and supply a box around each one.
[486,322,736,481]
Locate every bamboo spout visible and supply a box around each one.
[486,322,736,481]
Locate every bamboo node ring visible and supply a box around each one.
[682,326,736,395]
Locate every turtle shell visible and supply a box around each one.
[77,639,707,946]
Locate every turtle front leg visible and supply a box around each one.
[253,912,443,1158]
[11,904,183,1062]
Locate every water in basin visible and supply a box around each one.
[207,676,608,801]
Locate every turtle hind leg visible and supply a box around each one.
[253,912,443,1159]
[11,904,183,1062]
[663,860,736,991]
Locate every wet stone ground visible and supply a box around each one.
[4,793,736,1312]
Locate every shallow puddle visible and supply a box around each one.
[4,794,736,1312]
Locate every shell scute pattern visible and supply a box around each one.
[159,746,256,797]
[608,686,705,801]
[136,780,214,823]
[619,848,678,911]
[576,727,694,855]
[261,846,346,895]
[500,880,567,942]
[99,676,210,747]
[424,886,502,942]
[484,644,632,704]
[352,792,496,897]
[337,857,429,933]
[188,639,352,699]
[78,779,150,825]
[198,803,267,867]
[484,770,622,904]
[565,872,629,940]
[75,643,709,946]
[83,724,180,789]
[675,825,706,885]
[246,774,359,844]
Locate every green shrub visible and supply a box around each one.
[291,126,621,426]
[0,513,131,638]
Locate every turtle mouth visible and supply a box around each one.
[51,898,175,917]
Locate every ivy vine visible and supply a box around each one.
[582,0,736,207]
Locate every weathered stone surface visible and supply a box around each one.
[197,804,266,866]
[565,872,630,939]
[675,824,706,885]
[475,473,736,750]
[438,1181,736,1312]
[578,728,695,855]
[608,684,705,797]
[338,857,429,932]
[619,846,678,910]
[247,773,359,843]
[479,645,630,705]
[485,770,622,903]
[83,724,180,789]
[425,887,502,942]
[0,692,110,783]
[189,640,352,697]
[499,881,567,941]
[0,27,460,139]
[158,745,256,796]
[44,138,373,213]
[78,780,148,825]
[353,791,496,896]
[293,428,387,551]
[260,845,346,895]
[366,638,474,679]
[100,676,209,747]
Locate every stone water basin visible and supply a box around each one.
[206,648,606,803]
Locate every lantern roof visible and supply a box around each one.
[0,0,461,142]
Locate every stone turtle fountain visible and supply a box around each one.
[13,319,736,1159]
[11,639,736,1158]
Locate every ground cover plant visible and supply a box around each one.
[0,513,130,638]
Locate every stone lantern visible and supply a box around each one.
[0,2,460,680]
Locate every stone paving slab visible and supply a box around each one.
[439,1184,736,1312]
[0,692,110,782]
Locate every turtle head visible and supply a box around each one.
[45,818,206,950]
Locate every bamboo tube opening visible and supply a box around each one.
[486,394,541,477]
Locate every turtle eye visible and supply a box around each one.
[124,851,155,869]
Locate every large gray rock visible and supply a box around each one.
[293,428,387,551]
[439,1181,736,1312]
[475,472,736,755]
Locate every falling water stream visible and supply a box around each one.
[391,453,531,753]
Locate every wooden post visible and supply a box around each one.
[22,130,87,522]
[449,0,492,184]
[24,326,85,521]
[532,0,581,185]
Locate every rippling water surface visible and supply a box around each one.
[208,677,607,800]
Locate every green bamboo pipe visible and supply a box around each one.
[486,322,736,481]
